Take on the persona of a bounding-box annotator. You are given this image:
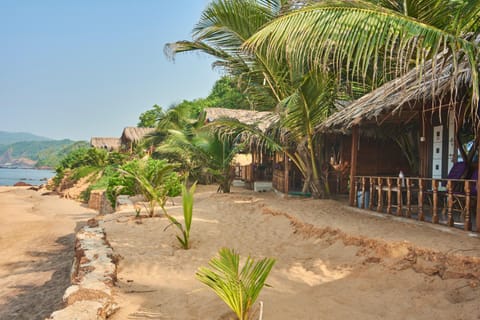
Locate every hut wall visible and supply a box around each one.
[327,134,411,194]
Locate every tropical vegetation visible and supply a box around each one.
[196,248,276,320]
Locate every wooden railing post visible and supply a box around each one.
[386,177,392,214]
[406,177,411,218]
[464,180,472,231]
[369,177,374,210]
[361,176,366,209]
[446,180,454,226]
[432,179,439,224]
[377,177,383,213]
[397,177,403,216]
[349,126,359,207]
[418,179,424,221]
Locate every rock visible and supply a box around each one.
[14,181,32,187]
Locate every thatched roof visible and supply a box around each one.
[232,153,253,166]
[204,107,274,131]
[320,50,472,132]
[90,137,121,150]
[121,127,155,143]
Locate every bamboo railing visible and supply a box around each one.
[352,176,476,231]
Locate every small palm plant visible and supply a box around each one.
[164,181,197,249]
[196,248,276,320]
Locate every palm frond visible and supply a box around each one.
[245,1,480,106]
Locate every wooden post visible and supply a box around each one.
[284,152,289,196]
[432,179,439,224]
[369,177,374,210]
[406,177,411,218]
[447,180,454,226]
[464,180,472,231]
[377,177,383,213]
[397,177,403,216]
[251,151,256,183]
[386,177,392,214]
[361,177,366,209]
[349,126,359,206]
[418,178,424,221]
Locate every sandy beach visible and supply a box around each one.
[102,185,480,320]
[0,187,96,320]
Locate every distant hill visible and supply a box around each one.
[0,139,89,169]
[0,131,52,145]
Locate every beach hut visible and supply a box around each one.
[204,107,277,191]
[90,137,121,151]
[120,127,155,153]
[320,50,479,232]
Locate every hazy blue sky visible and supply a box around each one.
[1,0,219,141]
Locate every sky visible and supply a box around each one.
[1,0,220,141]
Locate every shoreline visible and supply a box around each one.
[0,187,96,319]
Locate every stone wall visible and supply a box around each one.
[46,219,117,320]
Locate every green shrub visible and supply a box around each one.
[116,158,180,216]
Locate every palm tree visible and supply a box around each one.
[245,0,480,112]
[166,0,348,197]
[159,127,244,193]
[164,0,287,109]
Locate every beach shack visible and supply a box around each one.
[90,137,121,151]
[120,127,155,153]
[204,107,275,191]
[319,53,479,232]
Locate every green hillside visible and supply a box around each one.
[0,131,51,145]
[0,140,89,168]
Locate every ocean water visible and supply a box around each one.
[0,168,55,186]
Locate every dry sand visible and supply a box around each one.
[0,187,96,320]
[103,185,480,320]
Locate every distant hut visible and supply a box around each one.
[204,108,278,191]
[204,107,273,131]
[120,127,155,153]
[90,137,121,151]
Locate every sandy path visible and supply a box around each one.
[0,187,96,320]
[103,185,480,320]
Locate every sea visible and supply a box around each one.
[0,168,55,186]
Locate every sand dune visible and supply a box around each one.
[103,185,480,320]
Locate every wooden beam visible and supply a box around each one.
[349,126,359,206]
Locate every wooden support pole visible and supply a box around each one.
[432,179,439,224]
[386,177,392,214]
[418,179,424,221]
[284,153,289,196]
[397,177,403,216]
[406,178,412,218]
[464,180,472,231]
[377,177,383,213]
[349,126,359,206]
[369,177,374,210]
[447,180,454,226]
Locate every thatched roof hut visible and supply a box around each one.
[121,127,155,144]
[320,51,473,132]
[90,137,121,151]
[204,107,274,131]
[120,127,155,152]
